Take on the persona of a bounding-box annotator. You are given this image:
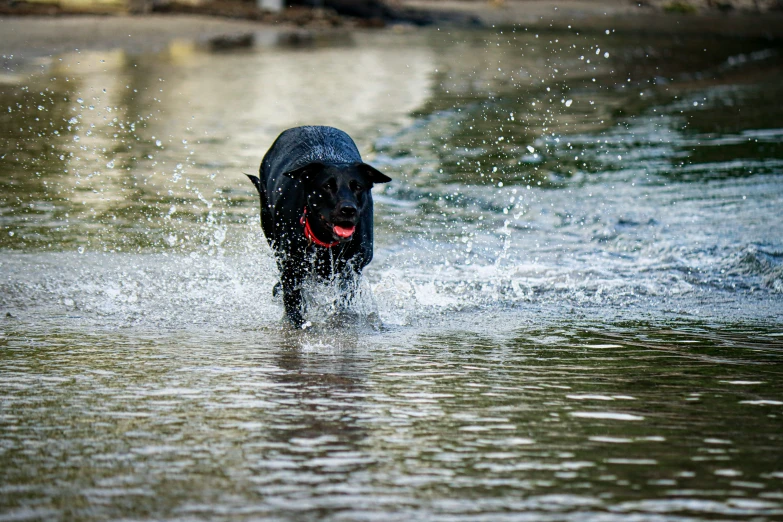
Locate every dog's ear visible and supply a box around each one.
[246,174,262,194]
[283,162,324,181]
[359,163,392,184]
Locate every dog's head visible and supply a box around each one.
[286,162,391,243]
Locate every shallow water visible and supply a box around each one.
[1,27,782,521]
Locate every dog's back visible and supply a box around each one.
[260,126,364,191]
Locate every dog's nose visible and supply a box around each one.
[338,203,357,217]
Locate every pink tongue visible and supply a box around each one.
[333,225,355,238]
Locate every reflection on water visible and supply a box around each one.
[0,31,434,252]
[1,26,782,521]
[2,318,782,520]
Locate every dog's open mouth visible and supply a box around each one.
[332,224,356,239]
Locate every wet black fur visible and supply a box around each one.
[247,126,391,327]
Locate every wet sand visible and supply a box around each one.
[402,0,783,38]
[1,0,781,63]
[0,14,293,60]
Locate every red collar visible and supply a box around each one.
[300,207,338,248]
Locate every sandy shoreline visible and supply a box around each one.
[404,0,783,38]
[1,1,781,62]
[0,15,294,60]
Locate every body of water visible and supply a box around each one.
[1,25,782,521]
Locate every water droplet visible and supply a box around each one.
[565,99,573,107]
[76,98,84,104]
[106,160,115,169]
[8,231,14,237]
[77,246,85,254]
[156,140,162,147]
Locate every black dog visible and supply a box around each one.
[247,126,391,327]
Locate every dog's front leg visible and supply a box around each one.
[280,266,306,328]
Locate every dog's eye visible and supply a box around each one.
[350,180,363,192]
[322,179,336,192]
